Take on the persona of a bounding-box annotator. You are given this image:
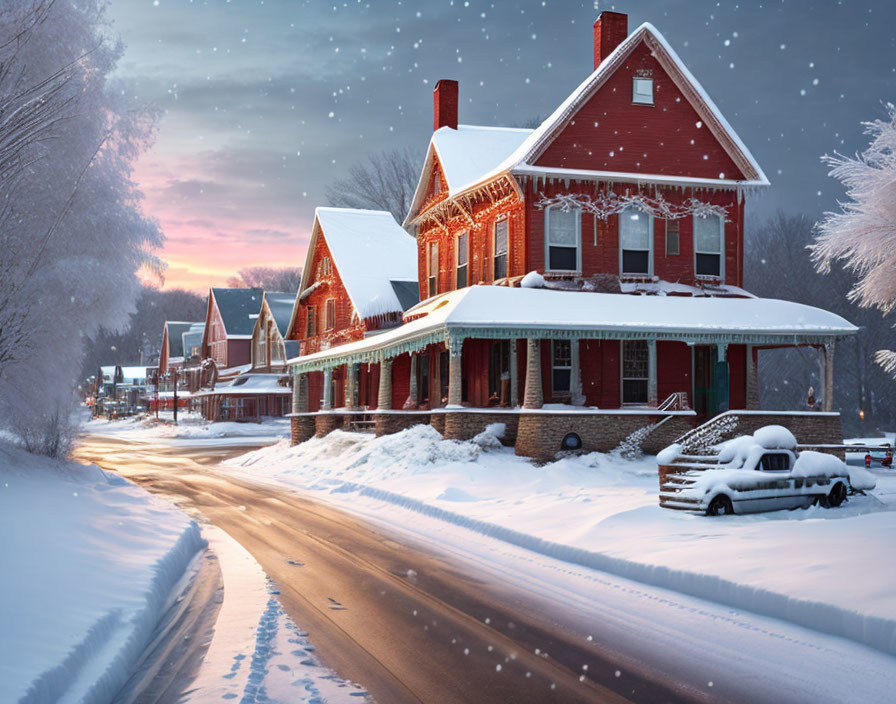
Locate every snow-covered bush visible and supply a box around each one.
[0,1,161,454]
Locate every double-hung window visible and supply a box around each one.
[306,307,316,337]
[494,220,509,279]
[622,340,649,404]
[551,340,572,395]
[619,207,652,276]
[428,242,439,297]
[545,206,580,272]
[632,77,654,105]
[694,213,724,278]
[325,299,336,330]
[456,231,469,288]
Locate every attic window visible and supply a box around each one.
[632,77,653,105]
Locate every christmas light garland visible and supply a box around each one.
[534,191,729,221]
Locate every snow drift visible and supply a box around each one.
[0,441,205,704]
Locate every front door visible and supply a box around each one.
[693,345,716,416]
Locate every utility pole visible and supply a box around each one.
[172,368,179,424]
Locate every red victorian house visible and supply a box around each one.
[287,13,856,459]
[284,207,418,428]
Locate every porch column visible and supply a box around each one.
[824,341,835,412]
[746,345,760,410]
[715,342,730,413]
[292,372,308,413]
[344,363,358,410]
[570,338,585,406]
[405,353,418,408]
[378,358,393,410]
[523,338,543,409]
[647,339,658,407]
[447,346,463,407]
[509,339,519,407]
[322,368,333,411]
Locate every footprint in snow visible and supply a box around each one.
[328,597,347,610]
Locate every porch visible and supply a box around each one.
[287,287,856,460]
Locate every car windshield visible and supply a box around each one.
[759,453,791,472]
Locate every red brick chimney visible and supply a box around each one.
[433,79,458,131]
[593,11,628,70]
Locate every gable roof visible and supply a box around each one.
[406,22,767,225]
[405,125,532,226]
[210,288,264,337]
[296,208,418,325]
[263,291,297,337]
[164,321,194,358]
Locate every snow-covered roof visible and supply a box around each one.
[210,288,264,337]
[289,286,856,371]
[264,292,297,337]
[164,321,196,358]
[197,373,289,397]
[118,366,150,384]
[406,22,767,225]
[296,208,418,324]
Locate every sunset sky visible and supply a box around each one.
[107,0,896,293]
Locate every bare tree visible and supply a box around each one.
[227,266,302,292]
[811,104,896,374]
[325,147,421,223]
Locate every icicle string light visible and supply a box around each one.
[534,191,730,221]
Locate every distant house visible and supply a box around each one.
[252,291,299,373]
[159,321,195,376]
[285,208,419,413]
[201,287,264,375]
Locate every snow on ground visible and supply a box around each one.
[82,413,289,444]
[223,424,896,658]
[184,525,369,703]
[0,440,204,704]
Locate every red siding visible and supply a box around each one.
[727,344,747,410]
[535,41,745,180]
[657,341,692,406]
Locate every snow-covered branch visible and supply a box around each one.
[534,191,730,222]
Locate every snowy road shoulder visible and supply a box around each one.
[221,425,896,660]
[81,414,289,446]
[0,441,204,704]
[181,525,370,703]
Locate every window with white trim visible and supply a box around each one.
[325,298,336,330]
[694,213,724,278]
[619,207,652,275]
[551,340,572,395]
[494,220,509,279]
[456,231,469,288]
[428,241,439,297]
[632,77,654,105]
[622,340,649,404]
[545,205,580,272]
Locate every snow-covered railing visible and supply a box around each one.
[657,391,689,411]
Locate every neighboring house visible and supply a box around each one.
[251,291,298,372]
[158,321,195,376]
[285,207,418,413]
[200,288,264,374]
[286,12,857,459]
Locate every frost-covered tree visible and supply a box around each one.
[811,105,896,376]
[0,0,162,454]
[326,148,420,223]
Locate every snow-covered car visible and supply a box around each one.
[659,425,876,516]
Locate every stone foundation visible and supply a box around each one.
[375,412,430,437]
[290,415,315,445]
[315,413,342,437]
[430,412,446,434]
[515,411,693,462]
[442,411,520,445]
